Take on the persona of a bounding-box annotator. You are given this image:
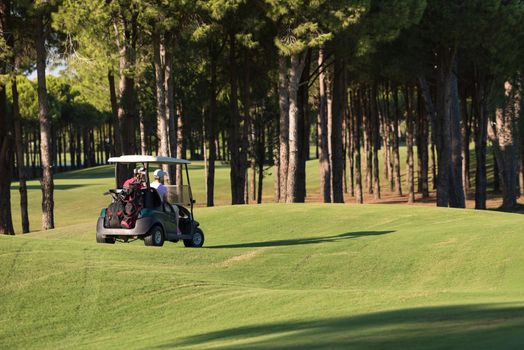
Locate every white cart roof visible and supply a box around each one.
[108,155,191,165]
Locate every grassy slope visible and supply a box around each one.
[2,204,524,348]
[4,157,524,349]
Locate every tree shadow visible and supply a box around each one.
[50,163,213,180]
[155,303,524,349]
[488,203,524,215]
[17,184,89,190]
[208,231,395,249]
[55,166,115,180]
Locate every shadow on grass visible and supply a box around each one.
[156,303,524,349]
[55,166,114,180]
[16,184,89,190]
[488,203,524,215]
[50,163,216,180]
[208,230,394,249]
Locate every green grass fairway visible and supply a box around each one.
[2,203,524,349]
[4,163,524,349]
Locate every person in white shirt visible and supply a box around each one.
[151,169,168,201]
[151,169,180,234]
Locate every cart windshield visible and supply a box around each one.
[165,185,192,206]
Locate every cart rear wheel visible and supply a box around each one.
[183,228,204,248]
[144,225,165,247]
[96,232,116,244]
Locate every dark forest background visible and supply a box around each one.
[1,0,524,234]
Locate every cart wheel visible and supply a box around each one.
[144,225,165,247]
[183,228,204,248]
[96,232,116,244]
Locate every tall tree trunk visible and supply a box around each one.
[25,129,31,172]
[12,76,30,233]
[286,52,306,203]
[35,13,54,229]
[92,129,96,165]
[60,128,66,169]
[318,47,331,202]
[519,152,524,198]
[331,56,345,203]
[512,76,520,203]
[95,128,100,165]
[493,148,500,192]
[0,98,13,234]
[417,88,430,198]
[115,12,138,186]
[139,110,146,155]
[404,86,415,204]
[57,129,63,170]
[490,78,520,209]
[363,89,373,194]
[382,85,394,191]
[416,92,423,193]
[354,88,364,203]
[33,129,38,176]
[222,129,227,161]
[419,76,438,191]
[460,88,471,197]
[249,156,256,203]
[69,125,75,169]
[153,31,170,178]
[430,141,437,190]
[343,109,348,194]
[348,90,355,197]
[449,67,465,208]
[315,112,319,160]
[165,39,177,185]
[297,50,310,201]
[240,52,253,204]
[256,119,265,204]
[392,88,402,196]
[82,127,90,168]
[435,47,456,207]
[116,55,128,160]
[51,125,57,170]
[274,111,280,202]
[176,105,184,186]
[371,85,381,200]
[0,2,14,235]
[278,55,289,202]
[473,72,490,209]
[206,49,218,207]
[76,129,81,168]
[90,130,96,165]
[108,70,120,157]
[228,33,246,204]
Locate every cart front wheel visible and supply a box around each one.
[183,228,204,248]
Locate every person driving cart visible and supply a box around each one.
[151,169,168,201]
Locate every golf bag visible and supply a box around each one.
[104,199,124,228]
[120,181,144,229]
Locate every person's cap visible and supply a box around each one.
[154,169,166,178]
[134,167,146,175]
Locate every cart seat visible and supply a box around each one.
[142,188,162,208]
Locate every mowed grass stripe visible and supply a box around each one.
[1,201,524,349]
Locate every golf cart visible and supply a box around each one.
[96,155,204,247]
